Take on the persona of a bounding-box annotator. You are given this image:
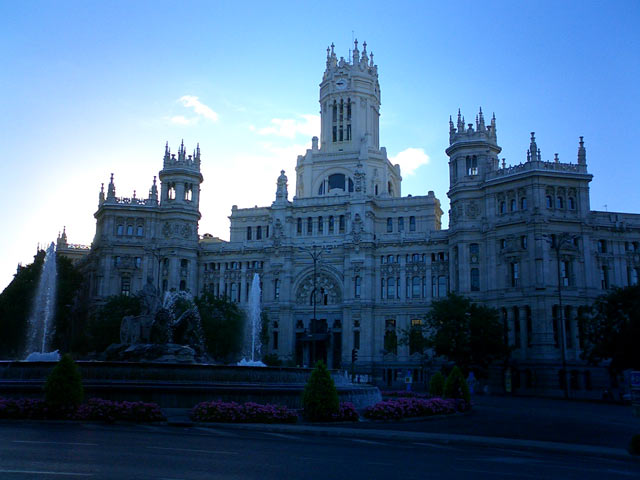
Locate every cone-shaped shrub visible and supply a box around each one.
[429,371,445,397]
[443,366,470,404]
[44,353,84,409]
[302,361,339,421]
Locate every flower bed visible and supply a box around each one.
[0,397,165,423]
[191,401,298,424]
[363,397,469,421]
[328,402,359,422]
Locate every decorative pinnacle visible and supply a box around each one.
[354,38,358,50]
[331,43,335,55]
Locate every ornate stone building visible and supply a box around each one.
[66,41,640,396]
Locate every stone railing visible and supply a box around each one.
[105,197,158,206]
[486,160,588,180]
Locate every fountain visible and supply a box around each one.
[24,242,60,362]
[238,273,264,366]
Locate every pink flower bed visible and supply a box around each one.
[0,397,165,423]
[363,397,469,420]
[191,401,299,424]
[380,391,430,399]
[329,402,359,422]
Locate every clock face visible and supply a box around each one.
[335,79,347,90]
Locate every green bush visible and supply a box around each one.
[263,353,282,367]
[302,361,339,421]
[630,434,640,455]
[44,354,84,409]
[443,366,471,404]
[429,372,445,397]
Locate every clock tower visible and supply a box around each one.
[319,40,381,153]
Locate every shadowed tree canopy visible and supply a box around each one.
[195,293,245,363]
[424,293,509,378]
[581,285,640,373]
[0,250,45,358]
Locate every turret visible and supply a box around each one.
[446,107,502,187]
[159,140,203,216]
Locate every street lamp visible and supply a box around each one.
[299,244,331,364]
[544,232,577,400]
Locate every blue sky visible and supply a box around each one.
[1,1,639,291]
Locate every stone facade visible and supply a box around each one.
[64,41,640,396]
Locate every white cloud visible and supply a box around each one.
[257,114,319,139]
[170,115,198,126]
[178,95,219,122]
[389,147,430,176]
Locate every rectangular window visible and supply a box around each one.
[381,278,385,299]
[273,331,278,350]
[466,156,478,176]
[470,268,480,291]
[307,217,313,235]
[409,216,416,231]
[387,277,395,299]
[601,266,609,289]
[127,225,133,236]
[438,276,447,297]
[339,215,345,233]
[412,276,421,298]
[117,224,124,235]
[135,257,141,269]
[510,262,520,287]
[256,226,262,240]
[514,308,520,348]
[521,236,528,249]
[318,216,323,234]
[329,216,335,233]
[297,218,302,235]
[598,240,607,253]
[121,276,131,296]
[561,260,571,286]
[247,226,252,240]
[354,276,361,298]
[387,218,393,233]
[353,330,360,350]
[432,276,437,298]
[398,217,404,232]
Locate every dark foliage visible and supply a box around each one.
[52,256,87,353]
[44,354,84,409]
[195,293,245,362]
[0,250,45,358]
[429,371,445,397]
[443,366,471,403]
[424,293,509,378]
[88,295,141,352]
[302,361,339,421]
[581,285,640,373]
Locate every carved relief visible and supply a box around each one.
[295,273,342,305]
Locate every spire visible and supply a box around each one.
[577,136,586,165]
[99,182,105,204]
[149,175,158,202]
[478,107,485,131]
[457,109,464,132]
[107,173,116,199]
[490,112,497,138]
[529,132,538,162]
[352,38,359,63]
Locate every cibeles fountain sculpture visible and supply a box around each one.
[24,242,60,362]
[104,277,207,363]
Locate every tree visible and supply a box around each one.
[44,353,84,409]
[302,360,339,421]
[195,293,245,362]
[581,285,640,373]
[0,250,45,358]
[424,293,509,377]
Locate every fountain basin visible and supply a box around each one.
[0,361,382,409]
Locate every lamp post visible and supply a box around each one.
[545,233,577,400]
[299,244,331,364]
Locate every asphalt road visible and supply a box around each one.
[1,422,638,479]
[344,394,640,449]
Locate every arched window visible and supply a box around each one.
[510,199,516,211]
[136,225,144,236]
[568,197,576,210]
[116,224,124,235]
[520,197,527,210]
[500,202,506,214]
[546,195,553,208]
[387,277,395,299]
[127,225,133,236]
[556,196,564,209]
[388,182,393,195]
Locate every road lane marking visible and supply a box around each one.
[349,439,385,445]
[147,446,238,455]
[193,426,239,437]
[12,441,98,446]
[263,432,300,440]
[413,442,457,450]
[0,469,92,476]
